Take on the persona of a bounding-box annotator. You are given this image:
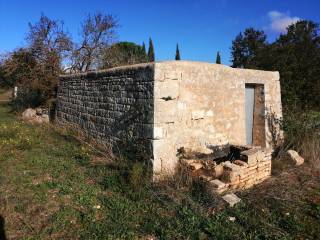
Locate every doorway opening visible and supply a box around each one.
[245,84,266,147]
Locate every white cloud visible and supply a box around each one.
[268,11,300,33]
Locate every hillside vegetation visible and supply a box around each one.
[0,103,319,239]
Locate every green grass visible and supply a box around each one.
[0,102,319,239]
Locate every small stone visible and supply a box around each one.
[228,216,236,222]
[222,193,241,207]
[287,150,304,166]
[22,108,36,119]
[208,179,227,190]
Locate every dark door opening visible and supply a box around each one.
[245,84,266,147]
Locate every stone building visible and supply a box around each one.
[56,61,282,182]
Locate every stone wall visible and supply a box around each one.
[152,61,282,176]
[56,63,155,158]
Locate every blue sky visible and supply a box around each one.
[0,0,319,65]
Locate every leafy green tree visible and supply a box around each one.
[231,28,267,68]
[231,21,320,111]
[147,38,155,62]
[216,51,221,64]
[101,41,147,69]
[175,44,181,60]
[1,48,49,109]
[273,21,320,110]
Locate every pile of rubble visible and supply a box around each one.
[181,145,272,195]
[22,108,50,124]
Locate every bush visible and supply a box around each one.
[280,109,320,166]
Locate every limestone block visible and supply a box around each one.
[287,150,304,166]
[222,193,241,207]
[207,179,229,194]
[208,179,228,190]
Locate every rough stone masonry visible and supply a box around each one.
[56,61,282,184]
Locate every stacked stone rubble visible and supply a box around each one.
[182,146,272,194]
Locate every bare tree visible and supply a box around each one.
[27,13,72,73]
[71,13,118,72]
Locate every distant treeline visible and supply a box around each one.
[230,21,320,112]
[0,13,319,114]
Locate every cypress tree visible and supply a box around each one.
[142,42,146,54]
[216,51,221,64]
[147,38,155,62]
[175,44,181,60]
[141,42,147,61]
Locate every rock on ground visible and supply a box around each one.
[22,108,49,124]
[287,150,304,166]
[22,108,36,119]
[222,193,241,207]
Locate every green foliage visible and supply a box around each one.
[147,38,155,62]
[175,44,181,60]
[129,162,147,191]
[231,28,267,68]
[101,41,147,69]
[216,51,221,64]
[142,42,146,55]
[231,20,320,112]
